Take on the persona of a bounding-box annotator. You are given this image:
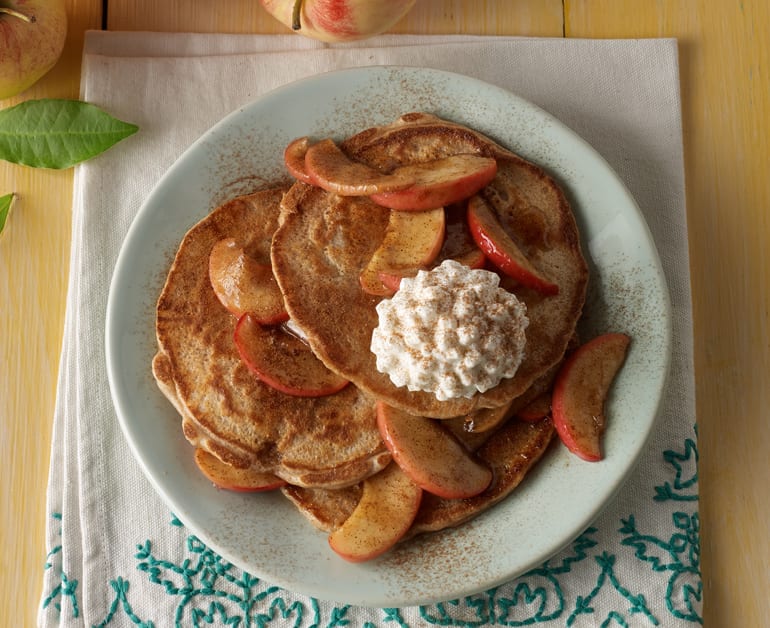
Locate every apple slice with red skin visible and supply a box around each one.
[375,204,484,292]
[234,313,349,397]
[376,401,493,499]
[370,154,498,211]
[551,333,631,462]
[283,136,314,184]
[194,448,286,492]
[328,462,422,562]
[209,238,289,324]
[359,208,445,296]
[304,138,415,196]
[467,195,559,296]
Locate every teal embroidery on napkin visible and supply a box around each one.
[40,426,703,626]
[41,512,81,619]
[654,426,699,502]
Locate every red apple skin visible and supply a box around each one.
[194,449,286,492]
[0,0,67,99]
[370,154,498,211]
[259,0,416,43]
[328,462,422,562]
[234,313,349,397]
[304,138,414,196]
[467,195,559,296]
[209,238,289,324]
[284,136,314,184]
[376,401,493,499]
[551,333,631,462]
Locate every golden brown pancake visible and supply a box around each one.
[271,114,588,418]
[282,417,555,537]
[154,187,390,489]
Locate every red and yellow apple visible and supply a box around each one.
[551,333,631,461]
[0,0,67,100]
[259,0,416,43]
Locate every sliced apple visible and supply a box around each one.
[359,208,445,296]
[194,448,286,492]
[376,402,492,499]
[304,138,415,196]
[209,238,289,324]
[440,203,486,269]
[551,333,631,462]
[234,313,349,397]
[462,401,513,433]
[516,392,552,423]
[283,136,314,184]
[467,195,559,296]
[328,462,422,563]
[369,154,497,211]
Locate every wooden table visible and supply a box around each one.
[2,1,767,625]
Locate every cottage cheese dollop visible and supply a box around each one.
[370,259,529,401]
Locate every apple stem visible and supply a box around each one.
[0,7,35,23]
[291,0,303,31]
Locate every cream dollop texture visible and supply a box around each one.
[371,259,529,401]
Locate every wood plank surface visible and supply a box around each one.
[0,2,103,625]
[2,1,768,626]
[566,3,770,625]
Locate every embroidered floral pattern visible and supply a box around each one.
[40,427,703,627]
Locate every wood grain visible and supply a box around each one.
[0,1,103,624]
[3,1,768,626]
[566,1,770,625]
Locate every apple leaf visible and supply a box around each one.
[0,193,13,236]
[0,99,138,169]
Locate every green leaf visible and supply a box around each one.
[0,193,14,236]
[0,99,138,169]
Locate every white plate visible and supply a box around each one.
[105,66,671,608]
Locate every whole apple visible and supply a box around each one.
[260,0,416,43]
[0,0,67,100]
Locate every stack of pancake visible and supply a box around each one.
[153,113,589,557]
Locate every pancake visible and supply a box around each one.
[271,114,588,418]
[281,417,555,537]
[154,187,390,489]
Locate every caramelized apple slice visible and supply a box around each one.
[283,136,314,184]
[304,138,415,196]
[462,401,513,433]
[441,203,486,269]
[516,392,552,423]
[376,402,492,499]
[370,154,497,211]
[234,313,349,397]
[328,462,422,563]
[359,208,445,296]
[194,449,286,492]
[209,238,289,324]
[551,333,631,461]
[467,195,559,296]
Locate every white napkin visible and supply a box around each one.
[39,32,701,627]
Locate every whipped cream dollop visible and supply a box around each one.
[370,259,529,401]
